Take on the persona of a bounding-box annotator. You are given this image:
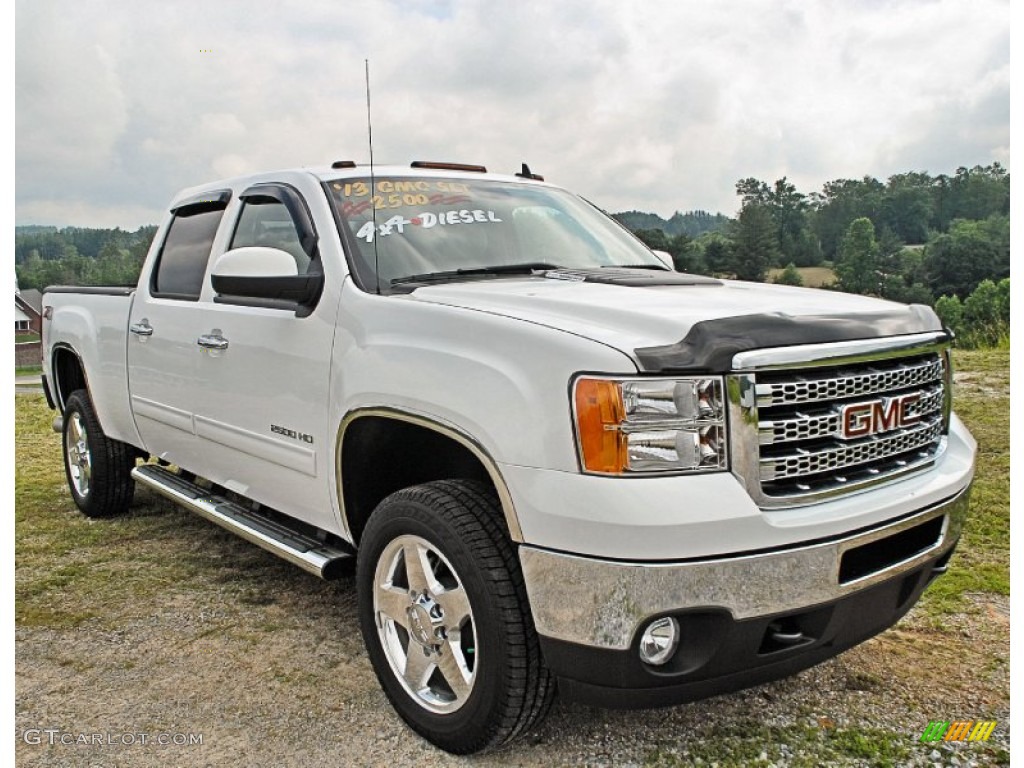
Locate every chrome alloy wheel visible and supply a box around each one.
[64,411,92,498]
[373,534,477,714]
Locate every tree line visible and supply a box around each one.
[15,225,159,290]
[624,164,1009,347]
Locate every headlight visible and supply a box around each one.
[573,376,728,475]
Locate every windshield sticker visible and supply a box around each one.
[340,194,471,217]
[335,180,471,197]
[356,210,503,243]
[334,179,479,217]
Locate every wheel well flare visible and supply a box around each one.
[338,413,521,545]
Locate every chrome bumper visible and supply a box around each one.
[519,484,970,651]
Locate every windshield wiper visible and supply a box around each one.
[600,264,672,270]
[390,262,561,287]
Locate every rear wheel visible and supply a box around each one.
[357,480,553,754]
[62,389,135,517]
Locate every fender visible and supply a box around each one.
[335,406,523,543]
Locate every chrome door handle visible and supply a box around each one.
[197,331,229,350]
[129,320,154,337]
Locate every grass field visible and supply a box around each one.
[918,350,1010,614]
[765,266,836,287]
[13,348,1009,766]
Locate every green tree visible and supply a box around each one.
[934,294,964,335]
[880,173,933,244]
[668,231,705,273]
[736,177,820,266]
[809,176,885,260]
[731,204,778,282]
[995,277,1010,322]
[634,227,671,252]
[835,217,879,294]
[924,215,1009,298]
[962,279,1008,347]
[932,164,1010,229]
[700,234,733,275]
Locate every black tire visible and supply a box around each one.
[62,389,136,517]
[357,480,554,754]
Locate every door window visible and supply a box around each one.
[152,205,226,300]
[230,199,311,273]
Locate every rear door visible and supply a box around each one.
[127,192,231,465]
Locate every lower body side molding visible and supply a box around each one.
[131,463,353,579]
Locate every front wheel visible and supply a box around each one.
[62,389,136,517]
[357,480,554,754]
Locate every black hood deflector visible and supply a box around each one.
[635,304,945,373]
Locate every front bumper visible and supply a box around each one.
[520,484,969,706]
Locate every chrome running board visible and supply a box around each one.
[131,463,353,579]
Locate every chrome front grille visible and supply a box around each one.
[756,358,944,407]
[759,384,945,446]
[728,336,951,506]
[760,417,943,481]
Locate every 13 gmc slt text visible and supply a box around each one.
[41,161,975,754]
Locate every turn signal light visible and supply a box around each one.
[574,378,627,473]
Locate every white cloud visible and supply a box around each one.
[16,10,128,174]
[15,0,1010,227]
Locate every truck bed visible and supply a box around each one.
[42,286,142,448]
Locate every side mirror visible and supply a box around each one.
[652,250,676,270]
[211,247,323,307]
[212,246,298,277]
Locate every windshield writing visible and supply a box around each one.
[328,177,662,290]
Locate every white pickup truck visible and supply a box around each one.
[42,162,975,754]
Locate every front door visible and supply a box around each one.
[129,182,341,532]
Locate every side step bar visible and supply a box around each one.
[131,464,353,580]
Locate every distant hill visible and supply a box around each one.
[613,209,731,238]
[15,225,59,235]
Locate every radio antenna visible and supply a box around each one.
[365,59,381,295]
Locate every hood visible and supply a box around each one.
[405,270,943,371]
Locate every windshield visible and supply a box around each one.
[327,176,664,291]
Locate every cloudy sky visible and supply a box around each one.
[15,0,1010,229]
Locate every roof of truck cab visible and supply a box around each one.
[307,164,549,185]
[169,164,553,209]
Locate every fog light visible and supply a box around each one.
[638,617,679,666]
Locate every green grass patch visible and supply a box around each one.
[13,394,299,631]
[15,365,43,376]
[914,349,1009,619]
[765,266,836,287]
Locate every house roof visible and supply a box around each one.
[19,289,43,313]
[15,292,42,318]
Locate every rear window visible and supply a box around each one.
[152,205,226,299]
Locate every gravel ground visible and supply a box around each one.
[15,486,1010,768]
